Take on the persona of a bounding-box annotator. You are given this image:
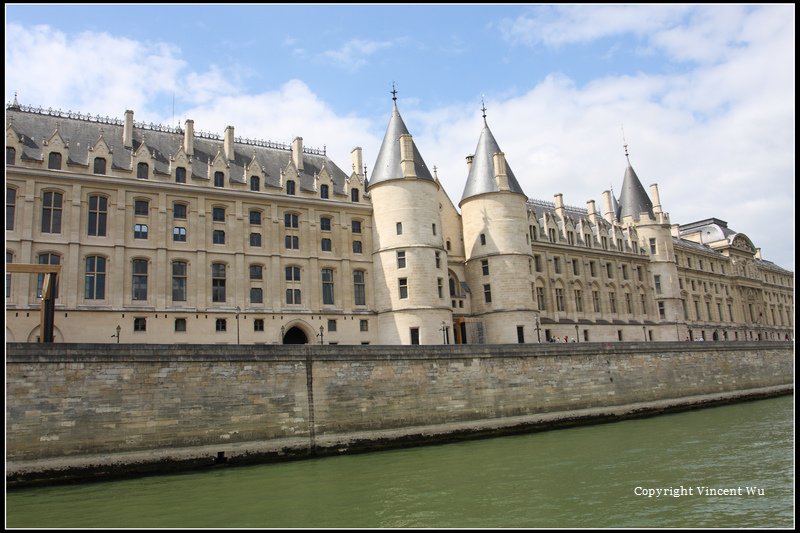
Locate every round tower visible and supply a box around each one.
[368,90,452,344]
[459,108,536,344]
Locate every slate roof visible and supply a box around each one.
[6,104,351,195]
[616,158,654,221]
[368,102,434,187]
[460,118,526,203]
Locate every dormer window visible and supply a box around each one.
[286,180,296,195]
[48,152,62,170]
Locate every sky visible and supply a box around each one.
[5,4,796,271]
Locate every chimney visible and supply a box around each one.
[466,154,474,168]
[554,193,565,220]
[184,119,194,156]
[123,110,134,148]
[400,134,415,178]
[492,152,509,191]
[351,147,363,176]
[292,137,304,172]
[601,190,615,223]
[224,125,235,161]
[755,248,762,260]
[650,183,662,214]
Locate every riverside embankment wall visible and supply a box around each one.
[6,341,793,486]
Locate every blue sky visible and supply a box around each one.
[5,4,795,270]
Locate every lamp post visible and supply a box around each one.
[535,316,541,343]
[112,324,121,344]
[235,306,241,345]
[317,325,324,345]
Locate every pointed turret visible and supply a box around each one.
[368,90,433,188]
[460,109,525,204]
[617,143,654,222]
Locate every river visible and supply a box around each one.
[6,395,793,528]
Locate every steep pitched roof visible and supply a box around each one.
[616,158,654,221]
[368,102,433,187]
[460,118,526,204]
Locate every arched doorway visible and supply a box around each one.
[283,326,308,344]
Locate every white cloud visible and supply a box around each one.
[320,38,396,71]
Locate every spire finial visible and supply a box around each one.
[391,82,397,102]
[481,95,487,122]
[621,125,630,162]
[433,165,438,180]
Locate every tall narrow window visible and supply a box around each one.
[173,203,187,219]
[484,284,492,303]
[410,327,420,345]
[137,162,149,179]
[84,256,106,300]
[481,259,489,276]
[322,268,335,305]
[6,187,16,231]
[132,259,148,301]
[87,195,108,236]
[212,263,226,303]
[351,188,359,202]
[250,175,260,191]
[556,288,565,311]
[48,152,62,170]
[6,251,12,298]
[649,238,657,255]
[286,180,296,195]
[438,278,444,298]
[41,191,63,233]
[175,166,186,183]
[353,270,366,305]
[396,222,402,235]
[399,278,408,299]
[480,233,486,245]
[397,251,406,268]
[320,184,329,199]
[654,275,662,294]
[7,146,16,165]
[172,261,187,302]
[214,171,225,187]
[134,199,149,216]
[93,157,106,175]
[575,289,583,312]
[37,253,60,298]
[592,290,601,313]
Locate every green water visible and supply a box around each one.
[6,396,794,528]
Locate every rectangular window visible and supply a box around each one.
[410,327,420,345]
[48,152,62,170]
[590,261,597,277]
[352,220,362,233]
[175,167,186,183]
[622,265,629,280]
[212,207,225,221]
[134,224,148,239]
[250,265,263,280]
[321,238,332,252]
[137,162,149,179]
[320,217,331,231]
[654,275,662,294]
[435,252,441,269]
[649,238,657,255]
[174,318,186,332]
[250,287,263,304]
[399,278,408,299]
[536,287,546,310]
[396,222,403,235]
[592,290,600,313]
[93,157,106,175]
[41,191,63,233]
[353,271,366,306]
[549,228,556,242]
[438,278,443,298]
[626,293,633,314]
[432,223,437,235]
[254,319,264,332]
[133,317,146,332]
[481,259,489,276]
[575,290,583,312]
[134,200,149,216]
[397,251,406,268]
[284,235,299,249]
[609,292,617,313]
[327,319,337,332]
[353,240,363,254]
[212,263,226,303]
[534,255,542,272]
[132,259,148,301]
[173,203,187,219]
[286,288,302,305]
[250,233,262,247]
[6,187,16,231]
[214,171,225,188]
[215,318,227,331]
[554,257,561,274]
[480,233,486,245]
[572,259,580,276]
[84,256,106,300]
[483,284,492,303]
[517,326,525,343]
[360,319,369,332]
[606,262,613,278]
[173,227,187,242]
[249,211,262,225]
[286,266,301,281]
[284,213,299,228]
[213,230,225,244]
[172,261,187,302]
[556,288,565,311]
[659,301,666,319]
[319,184,328,198]
[322,269,335,305]
[87,195,108,237]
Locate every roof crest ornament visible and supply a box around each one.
[391,82,398,102]
[622,124,630,163]
[481,95,487,123]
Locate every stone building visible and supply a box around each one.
[5,95,794,344]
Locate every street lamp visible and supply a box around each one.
[235,306,241,345]
[112,324,121,344]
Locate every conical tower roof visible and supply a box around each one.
[368,100,433,188]
[617,155,654,222]
[460,116,525,204]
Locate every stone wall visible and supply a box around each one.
[6,341,793,485]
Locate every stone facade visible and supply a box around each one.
[4,98,794,344]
